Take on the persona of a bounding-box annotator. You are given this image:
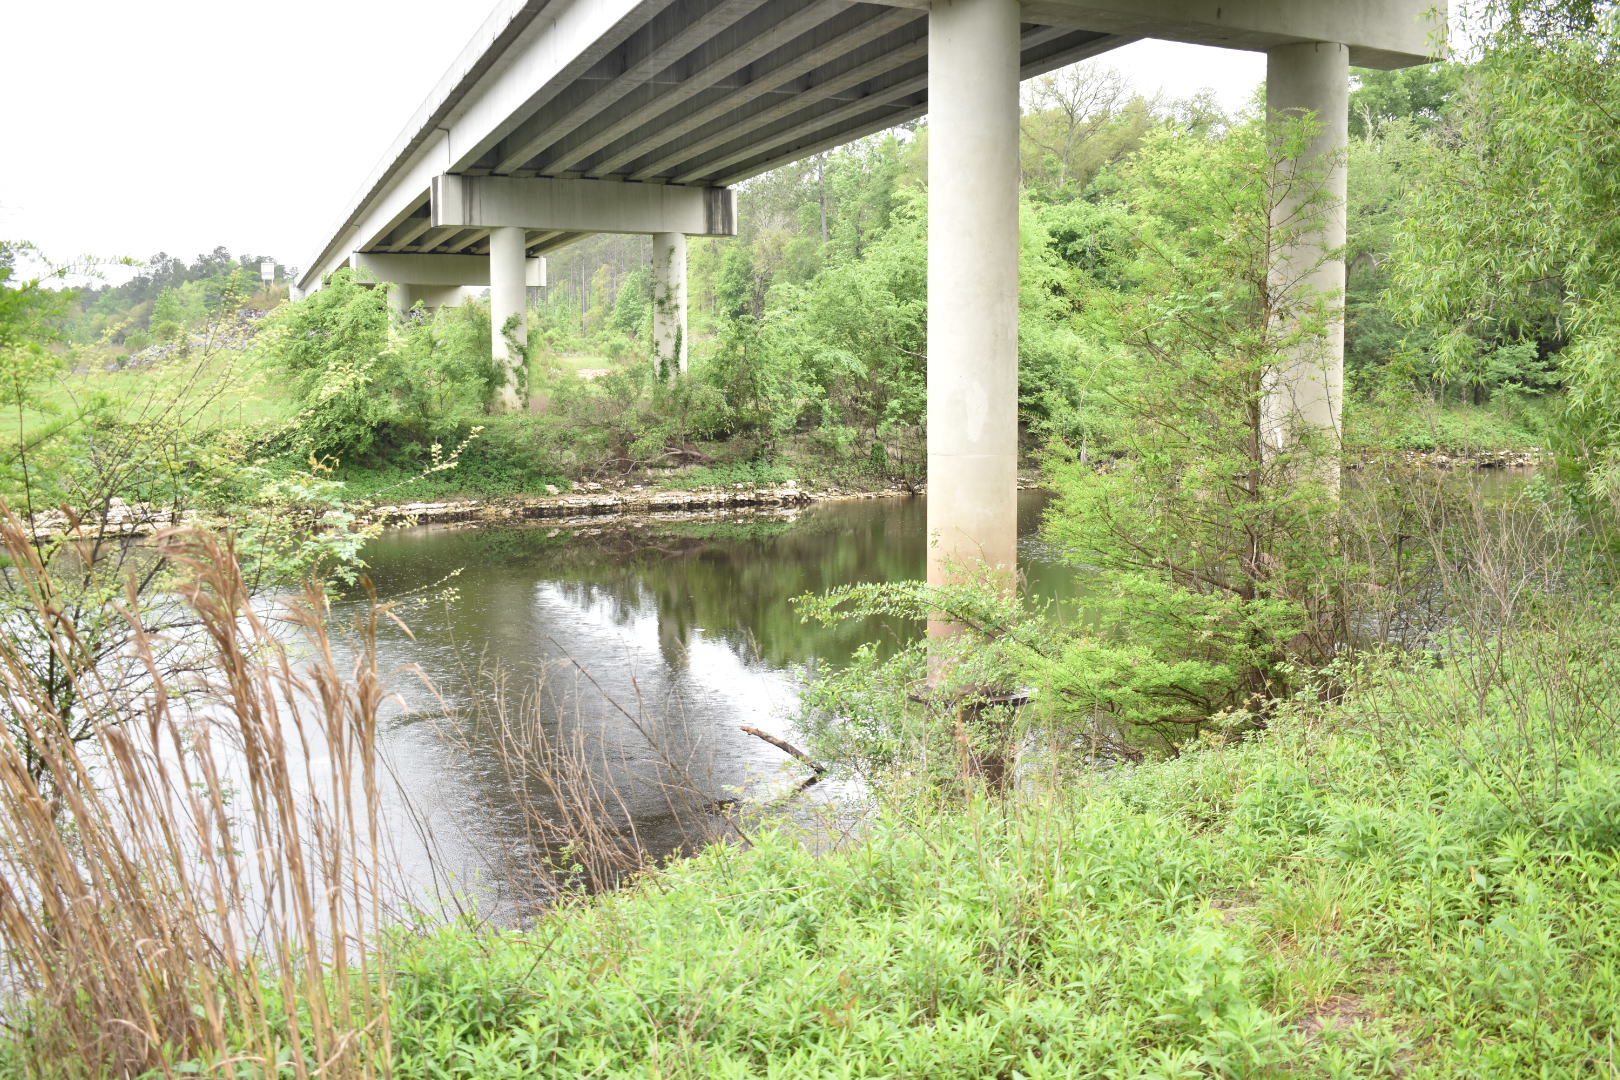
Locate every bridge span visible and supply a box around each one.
[297,0,1442,593]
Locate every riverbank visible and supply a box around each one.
[366,477,908,529]
[376,607,1620,1078]
[13,600,1597,1079]
[21,450,1540,541]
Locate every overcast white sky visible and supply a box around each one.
[1,3,1264,279]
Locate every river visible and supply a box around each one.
[337,490,1080,918]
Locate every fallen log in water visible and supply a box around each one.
[740,726,826,776]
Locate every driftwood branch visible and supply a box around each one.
[740,726,826,775]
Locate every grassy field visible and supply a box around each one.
[11,346,296,442]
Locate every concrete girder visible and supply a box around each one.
[350,251,547,288]
[603,6,919,181]
[432,174,737,236]
[662,36,930,184]
[528,231,589,255]
[681,25,1117,186]
[707,28,1128,186]
[401,226,445,253]
[492,0,774,175]
[440,228,493,254]
[869,0,1442,67]
[628,11,925,182]
[524,230,568,253]
[563,0,854,178]
[448,0,675,176]
[382,215,436,253]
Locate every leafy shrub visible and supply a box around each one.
[254,270,501,461]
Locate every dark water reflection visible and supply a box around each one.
[339,491,1081,916]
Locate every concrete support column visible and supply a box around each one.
[1264,42,1349,464]
[652,231,688,377]
[416,285,468,310]
[490,225,529,412]
[926,0,1022,613]
[388,283,416,318]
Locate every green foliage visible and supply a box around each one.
[1348,63,1461,137]
[1034,119,1350,732]
[254,270,501,461]
[609,265,653,340]
[0,242,73,413]
[1387,5,1620,491]
[1349,391,1549,454]
[324,413,568,501]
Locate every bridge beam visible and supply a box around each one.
[926,0,1022,623]
[351,251,547,288]
[870,0,1439,68]
[1263,40,1348,470]
[652,232,688,378]
[431,175,737,237]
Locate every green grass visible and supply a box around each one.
[545,352,619,375]
[6,348,296,444]
[375,609,1620,1078]
[1350,394,1552,455]
[654,459,803,489]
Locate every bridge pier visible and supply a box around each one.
[388,283,466,316]
[387,283,415,318]
[489,225,530,412]
[1264,41,1349,466]
[652,232,689,377]
[925,0,1022,618]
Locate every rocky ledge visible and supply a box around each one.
[368,480,908,528]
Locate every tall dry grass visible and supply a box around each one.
[0,513,394,1079]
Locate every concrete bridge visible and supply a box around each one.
[297,0,1442,588]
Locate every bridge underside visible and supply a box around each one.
[358,2,1129,262]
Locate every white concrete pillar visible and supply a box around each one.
[652,231,688,377]
[926,0,1022,611]
[490,225,529,412]
[1265,42,1349,463]
[416,285,467,310]
[388,282,415,318]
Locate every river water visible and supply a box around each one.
[337,490,1080,916]
[332,468,1540,916]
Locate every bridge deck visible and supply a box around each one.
[305,0,1128,282]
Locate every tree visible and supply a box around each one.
[1348,63,1461,137]
[1387,0,1620,493]
[1020,66,1157,195]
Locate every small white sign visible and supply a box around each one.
[259,259,275,283]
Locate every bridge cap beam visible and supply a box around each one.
[869,0,1445,68]
[432,175,738,237]
[350,251,547,288]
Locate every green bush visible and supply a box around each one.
[253,270,501,461]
